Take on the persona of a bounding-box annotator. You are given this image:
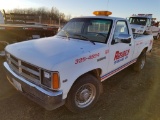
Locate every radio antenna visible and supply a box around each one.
[107,0,110,10]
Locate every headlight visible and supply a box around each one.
[41,70,60,89]
[41,70,51,88]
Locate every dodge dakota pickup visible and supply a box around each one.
[4,11,153,113]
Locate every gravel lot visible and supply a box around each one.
[0,39,160,120]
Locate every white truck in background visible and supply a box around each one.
[129,14,160,40]
[4,11,153,113]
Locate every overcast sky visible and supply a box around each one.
[1,0,160,20]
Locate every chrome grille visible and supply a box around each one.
[6,53,41,84]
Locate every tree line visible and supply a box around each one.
[7,7,72,25]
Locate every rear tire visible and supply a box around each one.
[156,34,159,40]
[65,74,101,113]
[153,34,159,40]
[133,52,146,72]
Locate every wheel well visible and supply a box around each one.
[139,47,147,57]
[72,69,102,87]
[142,47,148,53]
[87,68,102,80]
[70,68,103,95]
[76,68,102,81]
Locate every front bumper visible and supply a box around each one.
[3,62,65,110]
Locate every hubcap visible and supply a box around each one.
[79,89,90,101]
[75,83,96,108]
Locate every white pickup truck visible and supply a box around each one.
[129,14,160,40]
[4,11,153,113]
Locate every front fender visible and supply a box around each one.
[54,59,103,99]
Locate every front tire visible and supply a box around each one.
[133,52,146,72]
[65,74,101,113]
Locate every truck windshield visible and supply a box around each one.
[57,18,113,43]
[129,17,147,26]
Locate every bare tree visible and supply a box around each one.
[6,6,69,25]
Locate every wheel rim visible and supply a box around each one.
[75,83,96,108]
[140,57,145,69]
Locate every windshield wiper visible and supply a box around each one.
[61,29,70,40]
[73,34,95,45]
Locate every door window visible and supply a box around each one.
[113,21,129,40]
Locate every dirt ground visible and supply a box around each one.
[0,39,160,120]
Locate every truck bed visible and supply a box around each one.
[133,34,153,39]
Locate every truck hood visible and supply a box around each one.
[130,24,146,34]
[6,36,103,70]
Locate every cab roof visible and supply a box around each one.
[74,15,126,21]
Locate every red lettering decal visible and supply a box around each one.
[75,59,78,64]
[114,49,130,61]
[75,53,100,64]
[120,52,123,58]
[114,51,119,60]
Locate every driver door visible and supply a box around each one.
[108,20,134,72]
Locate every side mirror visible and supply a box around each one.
[116,34,131,43]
